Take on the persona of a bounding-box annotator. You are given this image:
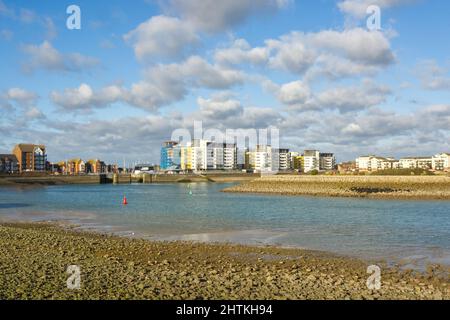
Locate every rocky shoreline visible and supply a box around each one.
[223,176,450,200]
[0,222,448,300]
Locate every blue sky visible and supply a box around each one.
[0,0,449,164]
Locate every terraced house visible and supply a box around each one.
[68,159,86,175]
[0,154,18,174]
[86,159,106,174]
[12,144,47,173]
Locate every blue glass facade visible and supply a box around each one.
[160,141,180,170]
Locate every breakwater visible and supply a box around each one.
[224,175,450,200]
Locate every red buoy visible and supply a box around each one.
[123,196,128,205]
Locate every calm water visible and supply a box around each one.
[1,183,450,268]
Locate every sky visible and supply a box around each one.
[0,0,449,164]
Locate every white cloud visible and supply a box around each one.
[214,28,395,79]
[272,80,391,113]
[22,41,100,73]
[50,84,124,111]
[124,15,199,61]
[416,60,450,91]
[311,81,391,112]
[6,88,38,106]
[310,28,394,66]
[50,55,244,113]
[165,0,290,32]
[214,39,269,66]
[276,80,311,105]
[197,93,243,120]
[0,88,45,125]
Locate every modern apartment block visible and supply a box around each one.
[245,145,273,172]
[399,157,433,170]
[319,153,336,171]
[0,154,18,173]
[356,156,399,171]
[161,139,238,172]
[303,150,320,173]
[191,139,208,171]
[12,144,47,173]
[357,153,450,172]
[432,153,450,171]
[277,149,290,171]
[207,142,237,170]
[160,141,180,170]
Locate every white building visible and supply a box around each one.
[319,153,336,171]
[432,153,450,171]
[288,152,299,170]
[191,139,208,171]
[207,143,237,170]
[399,157,433,170]
[303,150,320,173]
[277,149,290,171]
[356,156,398,171]
[246,145,272,172]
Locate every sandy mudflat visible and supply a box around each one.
[0,222,448,300]
[223,175,450,200]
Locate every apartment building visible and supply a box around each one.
[12,144,47,173]
[292,155,304,172]
[277,149,290,171]
[0,154,18,173]
[319,153,336,171]
[86,159,107,174]
[68,158,86,175]
[303,150,320,173]
[191,139,208,171]
[399,157,433,170]
[245,145,272,172]
[207,142,237,170]
[432,153,450,171]
[357,155,399,171]
[160,141,180,170]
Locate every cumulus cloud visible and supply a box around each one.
[214,28,395,79]
[50,84,124,112]
[50,56,244,112]
[274,80,311,105]
[165,0,290,32]
[214,39,269,66]
[124,15,199,61]
[415,60,450,91]
[22,41,100,73]
[5,87,38,106]
[0,88,45,124]
[267,78,391,113]
[310,81,391,113]
[197,93,243,120]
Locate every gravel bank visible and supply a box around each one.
[0,222,448,300]
[223,176,450,200]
